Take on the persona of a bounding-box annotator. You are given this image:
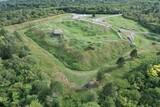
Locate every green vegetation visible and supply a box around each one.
[0,12,159,106]
[116,57,125,67]
[0,29,64,106]
[130,49,138,58]
[1,0,160,107]
[134,34,155,47]
[105,16,149,32]
[24,16,130,71]
[147,65,160,77]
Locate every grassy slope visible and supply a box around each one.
[18,30,98,86]
[134,34,154,48]
[5,14,99,86]
[24,14,132,71]
[5,13,159,87]
[105,16,149,32]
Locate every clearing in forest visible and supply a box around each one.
[5,13,160,87]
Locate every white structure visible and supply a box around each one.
[71,14,91,19]
[52,29,63,36]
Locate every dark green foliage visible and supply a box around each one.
[0,8,64,27]
[0,0,160,107]
[101,83,118,98]
[0,0,160,34]
[18,49,28,58]
[0,28,8,36]
[0,45,14,60]
[96,71,104,81]
[99,83,118,107]
[92,13,96,18]
[116,57,125,67]
[157,52,160,55]
[130,49,138,58]
[0,31,64,107]
[97,56,160,107]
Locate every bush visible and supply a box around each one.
[116,57,125,67]
[0,28,8,36]
[0,45,14,60]
[18,49,28,58]
[130,49,138,58]
[96,71,104,81]
[157,52,160,55]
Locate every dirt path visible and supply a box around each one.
[77,14,160,44]
[78,15,123,39]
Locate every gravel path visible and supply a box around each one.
[73,14,160,43]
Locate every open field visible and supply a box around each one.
[5,13,160,87]
[105,16,149,32]
[24,14,132,71]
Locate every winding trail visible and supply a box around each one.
[76,14,160,44]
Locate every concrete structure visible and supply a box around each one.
[52,29,63,36]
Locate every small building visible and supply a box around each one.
[52,29,63,36]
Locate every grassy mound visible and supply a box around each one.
[24,19,131,70]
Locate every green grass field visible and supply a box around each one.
[105,16,149,32]
[4,13,160,87]
[134,34,154,47]
[24,14,132,71]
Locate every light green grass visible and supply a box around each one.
[5,13,159,87]
[4,14,99,86]
[105,16,149,32]
[17,30,98,86]
[32,19,120,44]
[134,34,154,48]
[24,16,131,71]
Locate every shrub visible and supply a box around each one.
[147,65,160,77]
[0,45,14,60]
[96,71,104,81]
[130,49,138,58]
[116,57,125,67]
[156,52,160,55]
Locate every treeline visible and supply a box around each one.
[0,0,138,11]
[60,1,160,34]
[122,2,160,34]
[58,5,121,14]
[0,8,64,27]
[0,0,70,11]
[1,0,160,34]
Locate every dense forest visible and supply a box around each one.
[0,0,160,33]
[0,29,64,106]
[0,0,160,107]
